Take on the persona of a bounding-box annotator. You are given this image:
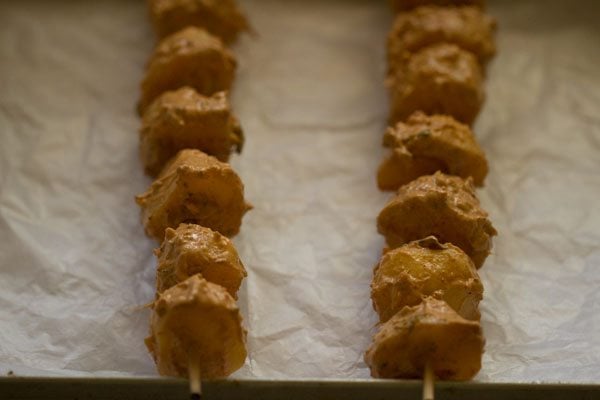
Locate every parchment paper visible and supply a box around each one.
[1,0,599,383]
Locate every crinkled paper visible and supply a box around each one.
[0,0,599,382]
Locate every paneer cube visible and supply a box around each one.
[388,43,484,125]
[136,149,251,241]
[155,223,247,298]
[377,111,488,190]
[365,297,484,380]
[146,274,247,378]
[377,172,496,268]
[387,5,495,74]
[139,27,236,114]
[147,0,250,43]
[140,87,243,176]
[371,236,483,322]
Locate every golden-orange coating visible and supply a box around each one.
[147,0,250,43]
[155,223,247,297]
[138,27,236,114]
[371,236,483,322]
[377,111,488,191]
[387,5,496,75]
[364,297,484,380]
[146,274,247,378]
[377,172,496,268]
[136,149,251,241]
[387,43,484,125]
[140,87,243,176]
[389,0,485,13]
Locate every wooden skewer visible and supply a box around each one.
[130,301,155,312]
[189,357,202,400]
[422,362,435,400]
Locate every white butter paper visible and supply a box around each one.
[0,0,599,383]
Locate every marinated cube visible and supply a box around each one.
[147,0,250,43]
[136,149,251,241]
[388,43,484,125]
[139,27,236,114]
[377,111,488,191]
[387,5,496,75]
[377,172,496,268]
[365,297,484,380]
[371,236,483,322]
[146,274,247,378]
[155,223,247,297]
[140,87,243,176]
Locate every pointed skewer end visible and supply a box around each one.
[423,361,435,400]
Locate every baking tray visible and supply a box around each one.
[2,0,600,398]
[1,377,599,400]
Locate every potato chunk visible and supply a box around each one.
[387,5,496,76]
[155,223,247,297]
[388,43,484,125]
[146,274,247,378]
[377,112,488,191]
[389,0,485,13]
[365,297,484,380]
[371,236,483,322]
[140,87,243,176]
[139,27,236,114]
[147,0,250,44]
[377,172,496,268]
[136,149,251,241]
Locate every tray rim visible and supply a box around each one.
[2,376,599,399]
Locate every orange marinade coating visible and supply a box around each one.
[136,149,251,241]
[139,27,236,114]
[387,43,484,125]
[364,297,484,380]
[155,223,247,298]
[371,236,483,322]
[377,111,488,191]
[377,172,496,268]
[146,274,247,378]
[147,0,250,44]
[140,87,243,176]
[387,5,496,75]
[389,0,485,13]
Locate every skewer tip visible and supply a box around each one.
[423,361,435,400]
[189,357,202,400]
